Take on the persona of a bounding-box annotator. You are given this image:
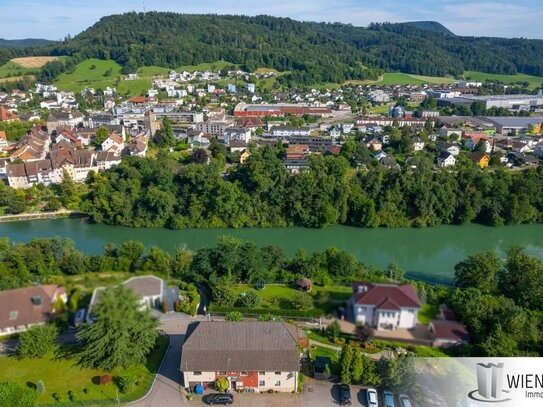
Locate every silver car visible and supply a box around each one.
[367,388,379,407]
[399,394,413,407]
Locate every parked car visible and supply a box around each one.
[203,393,234,405]
[339,384,352,406]
[399,394,413,407]
[367,388,379,407]
[383,390,395,407]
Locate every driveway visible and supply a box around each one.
[303,378,371,406]
[130,314,194,406]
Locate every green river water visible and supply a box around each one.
[1,219,543,284]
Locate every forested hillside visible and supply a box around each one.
[0,38,53,48]
[37,12,543,85]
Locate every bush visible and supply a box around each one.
[17,325,58,359]
[100,375,113,385]
[225,311,243,321]
[236,290,261,308]
[68,390,77,402]
[118,375,136,393]
[208,305,322,318]
[213,285,236,306]
[52,392,61,401]
[215,377,229,392]
[291,292,314,311]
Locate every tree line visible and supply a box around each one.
[82,147,543,229]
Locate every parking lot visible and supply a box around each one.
[303,379,372,406]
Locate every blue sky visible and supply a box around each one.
[1,0,542,40]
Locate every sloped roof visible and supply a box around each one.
[0,285,65,330]
[352,282,421,309]
[180,321,300,372]
[431,320,469,342]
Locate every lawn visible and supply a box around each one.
[137,65,171,77]
[464,71,543,89]
[0,335,168,406]
[117,78,152,97]
[54,58,122,92]
[418,303,439,325]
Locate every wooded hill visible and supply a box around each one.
[5,12,543,85]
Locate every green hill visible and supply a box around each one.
[401,21,455,36]
[0,38,53,49]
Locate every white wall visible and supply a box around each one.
[398,308,418,329]
[257,371,297,392]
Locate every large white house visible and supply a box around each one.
[350,282,421,331]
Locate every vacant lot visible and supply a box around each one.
[11,56,58,68]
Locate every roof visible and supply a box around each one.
[0,131,6,140]
[352,282,421,309]
[0,285,65,330]
[107,132,124,145]
[296,278,312,288]
[180,321,300,372]
[123,276,163,298]
[430,320,469,342]
[470,152,489,163]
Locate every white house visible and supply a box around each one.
[101,132,125,155]
[86,276,164,323]
[224,127,251,144]
[413,136,425,152]
[350,282,421,331]
[437,152,456,168]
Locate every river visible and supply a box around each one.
[1,218,543,284]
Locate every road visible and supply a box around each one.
[129,314,193,406]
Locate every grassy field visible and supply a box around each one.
[0,335,168,406]
[0,61,37,79]
[118,78,152,96]
[177,60,237,72]
[137,66,171,77]
[54,58,122,93]
[464,71,543,89]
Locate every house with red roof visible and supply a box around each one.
[350,282,421,331]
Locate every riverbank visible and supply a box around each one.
[0,210,87,223]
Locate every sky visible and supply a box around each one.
[1,0,542,40]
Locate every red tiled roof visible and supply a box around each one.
[431,320,469,342]
[0,131,6,140]
[376,297,401,311]
[352,282,421,309]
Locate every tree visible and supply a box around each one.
[213,285,236,306]
[225,311,243,321]
[454,251,501,293]
[142,246,171,276]
[386,262,404,281]
[95,127,109,145]
[339,344,354,384]
[191,148,209,164]
[17,325,58,359]
[117,375,136,393]
[172,246,192,279]
[326,320,341,342]
[291,292,313,311]
[155,117,176,146]
[0,381,38,407]
[75,285,159,370]
[351,348,364,383]
[237,290,261,308]
[119,240,145,271]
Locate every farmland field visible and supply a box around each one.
[54,58,122,92]
[0,61,36,79]
[177,60,237,72]
[10,56,58,68]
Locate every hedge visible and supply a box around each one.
[208,305,323,318]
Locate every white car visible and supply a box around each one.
[383,390,395,407]
[367,388,379,407]
[399,394,413,407]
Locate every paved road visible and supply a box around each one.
[130,315,194,406]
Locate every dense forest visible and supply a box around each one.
[0,38,53,49]
[81,147,543,229]
[10,12,543,85]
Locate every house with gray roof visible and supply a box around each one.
[180,321,301,393]
[86,275,164,323]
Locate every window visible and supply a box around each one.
[194,371,202,376]
[9,311,17,320]
[218,371,226,376]
[258,371,265,375]
[275,380,281,387]
[274,372,281,375]
[240,371,248,376]
[259,380,265,386]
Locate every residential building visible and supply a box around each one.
[429,320,470,348]
[0,285,67,336]
[86,276,164,323]
[413,137,425,151]
[271,126,311,138]
[180,321,301,392]
[46,111,84,134]
[288,136,332,153]
[0,131,8,148]
[101,132,125,155]
[437,151,457,168]
[224,127,252,144]
[196,121,234,137]
[350,282,421,331]
[470,152,490,169]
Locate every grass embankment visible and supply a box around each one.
[0,335,168,406]
[464,71,543,89]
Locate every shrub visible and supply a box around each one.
[213,285,236,306]
[291,292,313,311]
[17,325,58,359]
[215,377,229,392]
[100,375,113,385]
[68,390,77,402]
[236,290,260,308]
[208,305,322,318]
[52,392,61,401]
[225,311,243,321]
[117,375,136,393]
